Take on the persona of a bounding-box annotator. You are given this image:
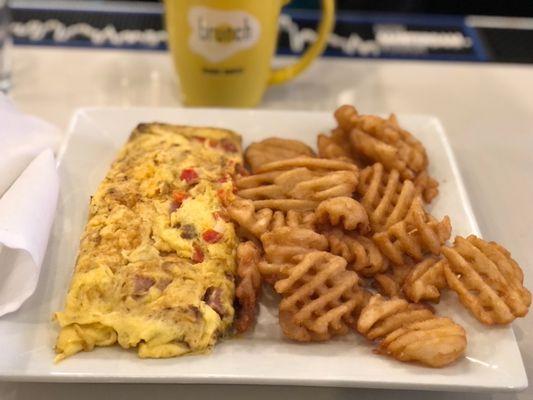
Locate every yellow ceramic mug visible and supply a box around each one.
[164,0,335,107]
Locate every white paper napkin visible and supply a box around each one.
[0,95,61,316]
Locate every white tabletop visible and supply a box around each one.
[4,46,533,400]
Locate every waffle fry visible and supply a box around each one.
[325,228,388,277]
[335,105,438,202]
[373,274,402,298]
[442,236,531,325]
[373,198,451,265]
[334,104,359,132]
[234,241,263,333]
[252,199,318,211]
[256,156,358,174]
[414,170,439,203]
[228,198,316,240]
[403,257,447,303]
[357,163,419,232]
[379,317,467,368]
[315,197,370,233]
[261,227,328,264]
[258,227,329,283]
[275,251,364,341]
[357,295,433,340]
[357,295,466,367]
[237,164,358,204]
[337,104,428,180]
[317,133,353,163]
[372,263,412,298]
[245,138,315,173]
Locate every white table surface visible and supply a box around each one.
[4,46,533,400]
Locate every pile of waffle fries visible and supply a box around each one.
[230,105,531,368]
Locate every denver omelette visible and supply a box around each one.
[54,123,242,360]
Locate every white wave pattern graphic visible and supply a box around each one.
[9,14,473,55]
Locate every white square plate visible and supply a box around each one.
[0,107,527,391]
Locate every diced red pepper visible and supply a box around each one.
[217,175,229,183]
[180,168,199,184]
[192,243,204,263]
[171,191,189,210]
[202,229,223,244]
[220,139,238,153]
[217,189,230,206]
[193,136,206,143]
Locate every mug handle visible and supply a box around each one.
[268,0,335,85]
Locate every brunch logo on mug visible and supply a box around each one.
[188,7,261,63]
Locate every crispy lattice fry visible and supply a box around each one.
[252,199,318,211]
[335,105,438,202]
[357,295,433,340]
[259,227,328,283]
[275,251,365,341]
[403,257,447,303]
[237,166,358,204]
[228,198,316,240]
[357,295,466,367]
[324,228,388,277]
[288,171,358,201]
[414,170,439,204]
[261,227,328,264]
[372,263,412,298]
[442,235,531,325]
[373,198,451,265]
[357,163,419,232]
[317,133,353,163]
[315,197,370,233]
[373,274,402,298]
[234,241,263,333]
[379,317,467,368]
[256,156,358,174]
[337,105,428,179]
[334,104,359,132]
[245,138,315,173]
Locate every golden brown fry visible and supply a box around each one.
[357,163,418,232]
[403,257,447,303]
[252,199,318,211]
[228,198,316,240]
[261,227,328,264]
[245,138,315,173]
[234,242,263,333]
[317,133,353,163]
[372,263,412,298]
[357,295,466,367]
[288,171,359,201]
[334,104,359,132]
[256,156,358,174]
[357,295,433,340]
[373,273,402,298]
[335,105,438,203]
[373,198,451,265]
[414,170,439,203]
[442,235,531,325]
[325,228,388,277]
[315,197,370,233]
[275,251,364,341]
[346,110,428,180]
[379,317,467,368]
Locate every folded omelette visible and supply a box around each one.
[54,123,242,360]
